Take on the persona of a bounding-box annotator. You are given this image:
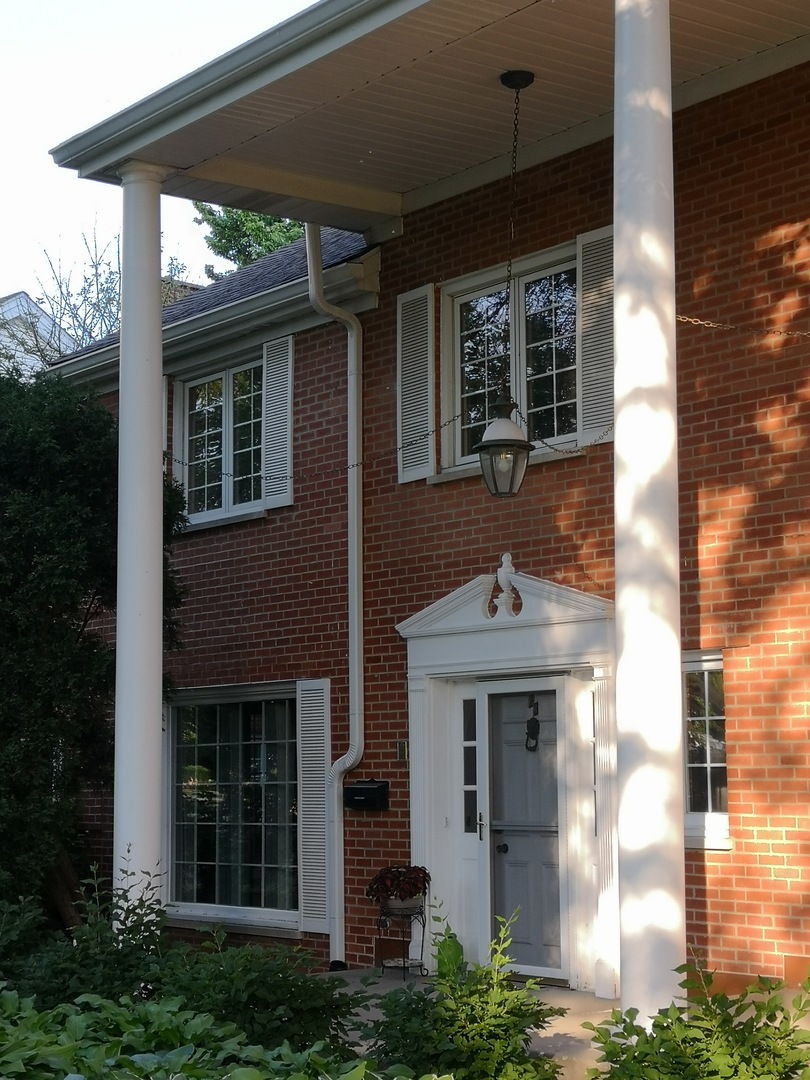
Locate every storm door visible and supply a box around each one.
[476,679,568,979]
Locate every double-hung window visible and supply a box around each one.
[683,655,729,849]
[168,680,330,933]
[179,338,293,525]
[396,226,613,483]
[455,261,578,458]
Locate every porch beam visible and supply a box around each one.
[188,159,402,219]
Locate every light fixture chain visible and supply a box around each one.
[504,84,521,336]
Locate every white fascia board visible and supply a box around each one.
[56,249,379,391]
[50,0,431,181]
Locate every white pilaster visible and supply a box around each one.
[613,0,686,1021]
[114,162,167,888]
[593,669,620,999]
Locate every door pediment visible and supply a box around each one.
[396,555,613,678]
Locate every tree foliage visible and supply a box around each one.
[193,203,303,278]
[37,234,123,349]
[0,369,187,903]
[0,236,192,371]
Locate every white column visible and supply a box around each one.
[613,0,685,1021]
[113,162,167,888]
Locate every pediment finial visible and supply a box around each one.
[491,552,519,617]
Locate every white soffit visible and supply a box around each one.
[51,0,810,232]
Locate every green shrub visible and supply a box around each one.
[364,913,564,1080]
[0,985,442,1080]
[585,963,810,1079]
[148,930,366,1053]
[1,865,363,1058]
[5,865,165,1008]
[0,896,45,964]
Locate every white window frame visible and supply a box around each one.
[683,652,730,851]
[175,338,293,526]
[450,251,578,463]
[438,228,613,474]
[164,678,330,935]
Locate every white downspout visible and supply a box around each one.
[305,223,364,966]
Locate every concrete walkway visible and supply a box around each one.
[326,966,618,1079]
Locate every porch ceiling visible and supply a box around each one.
[51,0,810,239]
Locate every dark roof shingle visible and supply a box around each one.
[60,227,369,362]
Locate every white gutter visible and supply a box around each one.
[305,222,365,966]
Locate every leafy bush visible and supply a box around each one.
[585,963,810,1079]
[0,896,45,962]
[1,866,365,1058]
[0,371,187,905]
[148,929,366,1053]
[3,866,165,1009]
[364,913,564,1080]
[0,985,407,1080]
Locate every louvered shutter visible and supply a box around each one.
[297,678,330,934]
[397,285,435,482]
[263,337,293,507]
[577,227,614,445]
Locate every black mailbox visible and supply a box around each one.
[343,779,389,811]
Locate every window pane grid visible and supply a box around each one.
[523,269,577,443]
[456,263,578,459]
[174,699,298,910]
[685,669,727,814]
[459,289,510,457]
[186,364,263,517]
[187,379,224,514]
[231,366,263,506]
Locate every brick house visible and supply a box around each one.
[52,0,810,1018]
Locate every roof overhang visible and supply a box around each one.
[51,0,810,241]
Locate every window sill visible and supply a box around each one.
[685,835,732,852]
[428,446,586,486]
[182,509,267,533]
[685,813,731,851]
[166,906,302,939]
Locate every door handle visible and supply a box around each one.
[477,811,486,841]
[496,843,509,854]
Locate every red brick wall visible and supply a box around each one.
[351,62,809,975]
[78,785,114,884]
[156,62,810,976]
[673,63,810,979]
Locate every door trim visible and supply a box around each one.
[397,563,616,992]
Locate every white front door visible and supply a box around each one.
[476,677,569,980]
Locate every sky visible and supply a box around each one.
[1,0,317,303]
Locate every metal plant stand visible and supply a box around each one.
[376,899,428,978]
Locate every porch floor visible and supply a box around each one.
[327,966,618,1079]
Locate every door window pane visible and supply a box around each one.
[462,698,478,833]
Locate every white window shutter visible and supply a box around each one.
[397,285,435,482]
[263,337,293,507]
[577,227,614,444]
[297,678,330,934]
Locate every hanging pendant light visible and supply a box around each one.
[474,390,534,498]
[475,70,535,498]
